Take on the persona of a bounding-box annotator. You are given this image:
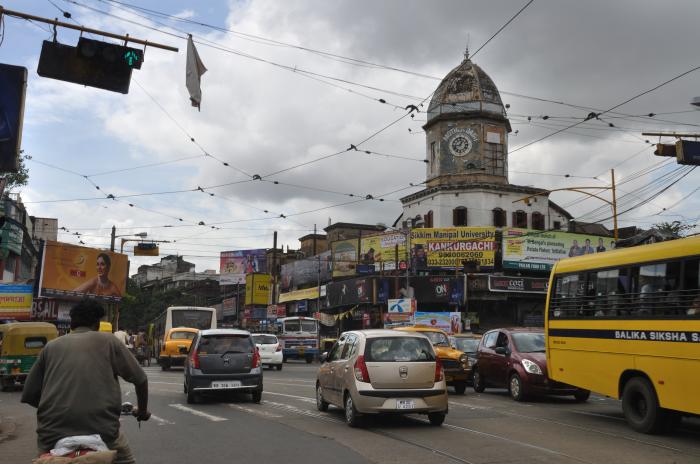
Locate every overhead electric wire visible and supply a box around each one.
[470,0,535,59]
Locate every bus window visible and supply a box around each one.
[595,269,619,317]
[684,259,700,316]
[301,320,317,333]
[284,320,301,332]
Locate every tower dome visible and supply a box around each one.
[426,56,508,127]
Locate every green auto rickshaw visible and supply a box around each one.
[0,322,58,391]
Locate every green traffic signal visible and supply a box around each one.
[123,50,139,67]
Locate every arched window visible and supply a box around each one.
[512,210,528,228]
[424,210,434,228]
[532,212,545,230]
[453,207,467,226]
[492,208,506,227]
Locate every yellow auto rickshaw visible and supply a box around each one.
[320,338,337,354]
[0,322,58,391]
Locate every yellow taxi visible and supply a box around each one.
[159,327,198,370]
[393,326,470,394]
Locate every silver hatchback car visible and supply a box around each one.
[316,330,448,427]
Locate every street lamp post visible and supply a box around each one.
[110,228,148,252]
[513,169,619,240]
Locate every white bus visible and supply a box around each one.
[276,316,319,363]
[153,306,217,354]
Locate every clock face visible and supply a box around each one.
[445,128,478,158]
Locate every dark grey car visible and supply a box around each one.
[184,329,263,404]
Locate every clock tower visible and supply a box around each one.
[424,52,511,187]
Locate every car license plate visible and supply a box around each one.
[396,399,415,410]
[211,380,242,389]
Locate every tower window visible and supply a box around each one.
[484,143,506,177]
[492,208,506,227]
[424,210,434,228]
[453,207,467,226]
[513,210,527,228]
[430,142,437,173]
[532,212,545,230]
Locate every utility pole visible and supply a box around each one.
[312,224,317,255]
[272,231,278,306]
[110,225,116,252]
[611,169,618,241]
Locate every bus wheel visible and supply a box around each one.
[622,377,664,434]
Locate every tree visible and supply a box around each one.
[652,220,696,238]
[3,154,30,192]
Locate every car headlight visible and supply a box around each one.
[521,359,543,375]
[459,354,468,365]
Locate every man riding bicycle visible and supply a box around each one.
[21,299,150,463]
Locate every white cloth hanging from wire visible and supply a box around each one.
[185,35,207,110]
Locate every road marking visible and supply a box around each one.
[263,400,340,423]
[264,391,315,403]
[149,381,182,386]
[168,404,228,422]
[569,410,625,421]
[265,381,317,389]
[229,404,283,418]
[150,414,176,426]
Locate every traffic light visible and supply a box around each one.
[0,64,28,173]
[37,38,144,94]
[653,140,700,165]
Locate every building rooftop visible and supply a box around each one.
[324,222,386,232]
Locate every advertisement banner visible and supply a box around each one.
[414,311,462,335]
[40,241,128,300]
[222,297,236,317]
[278,287,319,303]
[245,273,272,305]
[503,229,613,271]
[326,277,373,308]
[360,232,408,272]
[409,227,496,270]
[387,298,416,313]
[488,275,549,294]
[0,284,32,320]
[133,243,159,256]
[280,250,332,291]
[411,276,464,304]
[266,305,278,320]
[383,312,414,329]
[220,249,267,285]
[331,239,358,278]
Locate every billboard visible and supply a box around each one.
[326,277,373,307]
[40,241,128,300]
[503,229,613,271]
[220,249,267,285]
[360,232,408,271]
[245,273,272,305]
[280,250,332,291]
[409,227,496,270]
[331,239,358,278]
[0,284,33,320]
[387,298,416,313]
[414,311,462,335]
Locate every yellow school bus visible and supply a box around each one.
[545,235,700,434]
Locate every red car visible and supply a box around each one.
[471,328,590,402]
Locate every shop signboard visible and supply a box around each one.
[31,298,58,321]
[331,239,358,278]
[409,227,496,270]
[222,297,236,317]
[266,305,278,320]
[360,232,408,272]
[39,241,128,300]
[245,273,272,305]
[279,287,319,303]
[414,311,462,335]
[503,228,613,271]
[488,275,549,294]
[220,249,267,285]
[280,250,332,291]
[0,283,32,320]
[387,298,416,314]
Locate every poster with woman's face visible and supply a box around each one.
[40,241,128,299]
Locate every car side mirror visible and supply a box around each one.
[320,352,328,363]
[494,346,508,355]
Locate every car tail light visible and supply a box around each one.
[275,343,282,352]
[192,349,200,369]
[354,355,371,383]
[434,358,444,382]
[252,347,261,369]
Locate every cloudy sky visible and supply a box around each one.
[3,0,700,272]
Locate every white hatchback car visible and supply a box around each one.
[251,333,283,371]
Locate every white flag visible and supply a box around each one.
[186,35,207,110]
